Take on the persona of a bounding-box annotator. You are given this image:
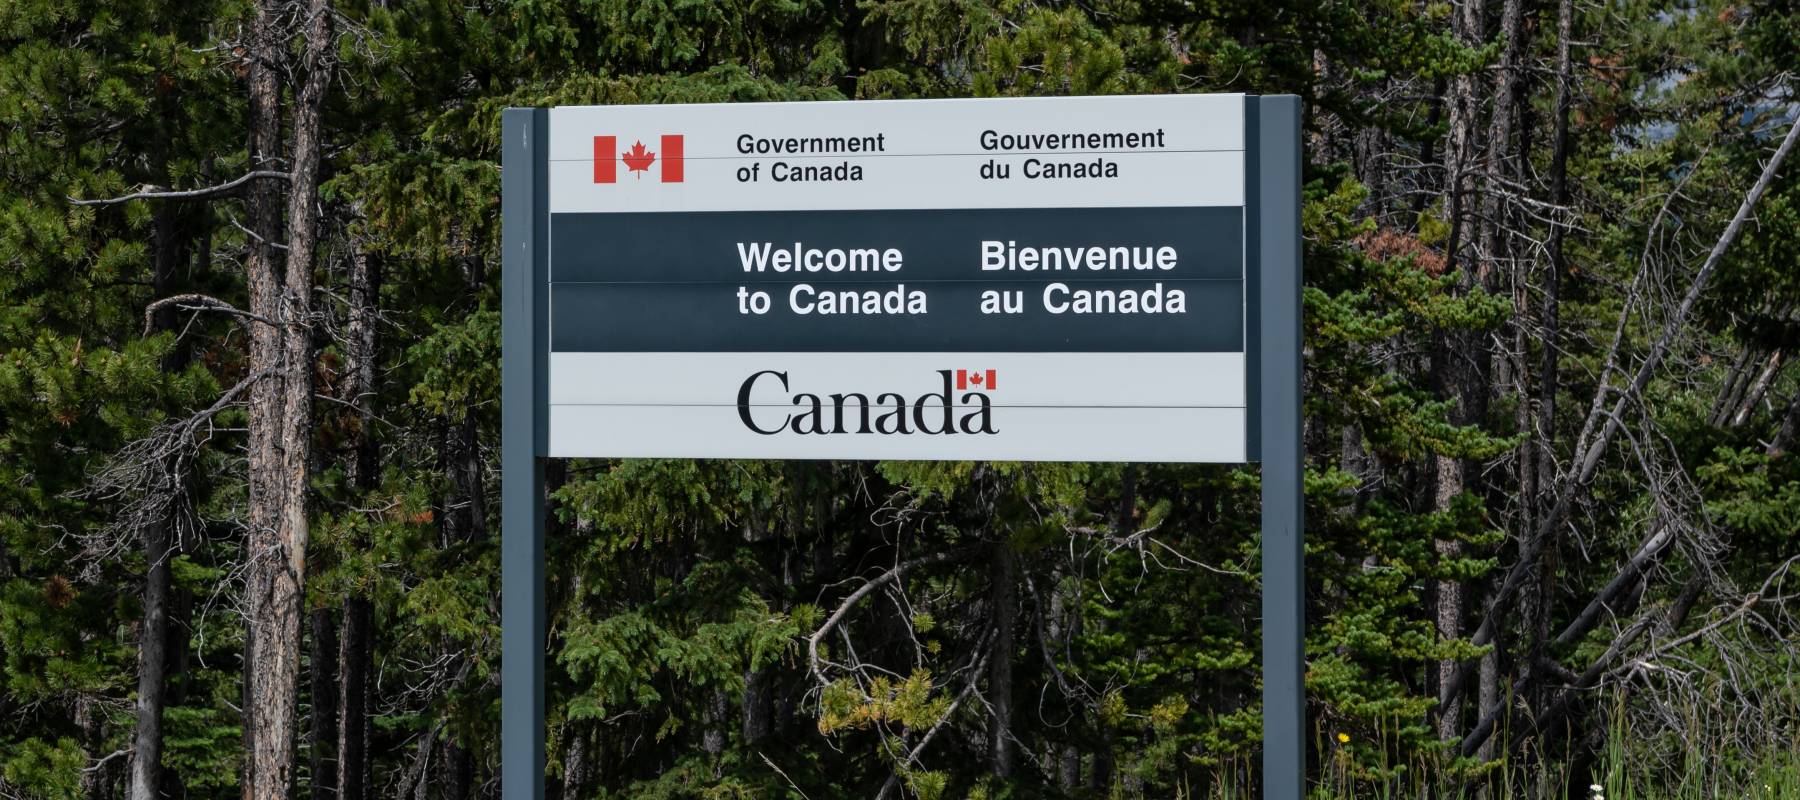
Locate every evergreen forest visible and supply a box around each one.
[2,0,1799,798]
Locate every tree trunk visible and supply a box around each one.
[1483,2,1530,754]
[1731,350,1785,428]
[242,1,333,797]
[1050,577,1082,791]
[130,197,190,800]
[560,731,588,800]
[239,1,283,793]
[742,667,773,746]
[1432,0,1486,744]
[1482,0,1527,284]
[1441,0,1484,278]
[988,544,1017,780]
[1477,649,1500,762]
[338,217,381,800]
[77,695,109,800]
[346,248,381,490]
[337,596,372,800]
[443,741,473,800]
[1431,455,1466,741]
[128,517,171,800]
[703,689,730,757]
[1529,0,1576,722]
[309,608,339,800]
[161,549,195,800]
[1087,468,1136,793]
[1770,387,1800,455]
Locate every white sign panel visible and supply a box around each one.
[543,94,1253,461]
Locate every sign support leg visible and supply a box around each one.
[1258,95,1305,800]
[502,107,548,800]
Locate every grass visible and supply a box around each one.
[1302,693,1800,800]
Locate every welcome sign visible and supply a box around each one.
[541,94,1259,462]
[502,96,1306,800]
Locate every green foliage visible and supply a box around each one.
[1,738,86,800]
[2,0,1795,797]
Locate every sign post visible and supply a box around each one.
[501,108,548,800]
[502,95,1301,798]
[1256,95,1305,800]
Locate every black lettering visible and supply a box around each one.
[912,371,957,435]
[875,393,911,434]
[738,370,790,434]
[829,392,872,434]
[959,393,998,434]
[791,393,826,434]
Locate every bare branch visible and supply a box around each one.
[69,171,291,206]
[808,551,959,687]
[67,369,268,578]
[84,749,131,774]
[144,293,278,336]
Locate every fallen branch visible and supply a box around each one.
[1461,580,1674,758]
[1621,554,1798,671]
[1553,519,1679,648]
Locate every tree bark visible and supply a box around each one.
[1730,350,1785,428]
[742,666,773,745]
[703,689,730,757]
[78,695,109,800]
[346,248,380,489]
[1441,0,1485,278]
[1431,454,1466,742]
[1531,0,1576,721]
[1478,0,1528,760]
[239,1,283,793]
[1481,0,1527,286]
[443,741,473,800]
[1770,387,1800,455]
[242,1,333,797]
[560,731,588,800]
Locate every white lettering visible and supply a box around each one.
[1041,282,1187,314]
[983,242,1179,272]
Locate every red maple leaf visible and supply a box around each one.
[620,140,656,177]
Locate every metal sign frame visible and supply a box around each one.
[500,95,1303,799]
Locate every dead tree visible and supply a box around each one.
[1450,118,1800,760]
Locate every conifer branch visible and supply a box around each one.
[874,628,997,800]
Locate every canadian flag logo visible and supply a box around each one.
[955,369,997,391]
[594,134,684,183]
